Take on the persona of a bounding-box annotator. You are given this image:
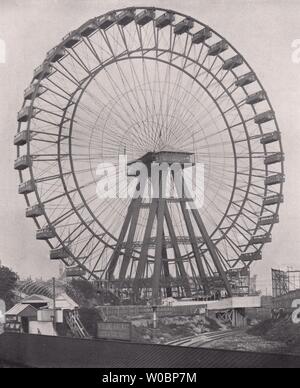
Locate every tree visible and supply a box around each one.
[0,266,19,309]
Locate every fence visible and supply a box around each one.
[99,304,207,320]
[246,307,272,321]
[273,289,300,310]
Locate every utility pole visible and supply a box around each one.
[52,277,56,331]
[152,305,158,329]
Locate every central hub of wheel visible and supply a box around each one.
[128,151,194,168]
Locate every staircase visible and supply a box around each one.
[65,310,89,339]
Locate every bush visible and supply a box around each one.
[68,279,120,307]
[71,279,95,300]
[247,319,275,336]
[0,266,19,309]
[79,307,103,338]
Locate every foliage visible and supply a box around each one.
[71,279,95,300]
[68,279,120,307]
[79,307,103,338]
[247,319,275,336]
[0,266,19,309]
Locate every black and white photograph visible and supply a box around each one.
[0,0,300,371]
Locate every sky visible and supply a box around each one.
[0,0,300,293]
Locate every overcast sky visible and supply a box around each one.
[0,0,299,293]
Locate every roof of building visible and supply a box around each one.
[5,303,37,316]
[1,334,299,368]
[21,294,52,304]
[47,293,78,310]
[57,293,78,306]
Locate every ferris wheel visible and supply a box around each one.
[15,7,284,302]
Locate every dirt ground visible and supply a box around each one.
[202,317,300,355]
[131,315,298,355]
[201,330,288,354]
[131,314,223,344]
[247,318,300,355]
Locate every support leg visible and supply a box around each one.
[179,200,209,294]
[152,198,166,304]
[165,204,192,297]
[162,232,172,298]
[119,198,142,281]
[106,200,135,280]
[133,200,158,296]
[191,207,233,297]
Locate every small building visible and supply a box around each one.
[55,293,79,311]
[32,293,80,337]
[4,303,37,334]
[4,293,83,337]
[20,294,52,309]
[44,293,79,313]
[0,299,5,324]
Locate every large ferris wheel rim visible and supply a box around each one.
[19,7,283,251]
[16,6,284,280]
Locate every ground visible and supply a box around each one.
[200,331,287,353]
[127,314,300,355]
[127,315,223,344]
[247,317,300,355]
[187,316,300,354]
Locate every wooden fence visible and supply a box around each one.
[99,304,207,319]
